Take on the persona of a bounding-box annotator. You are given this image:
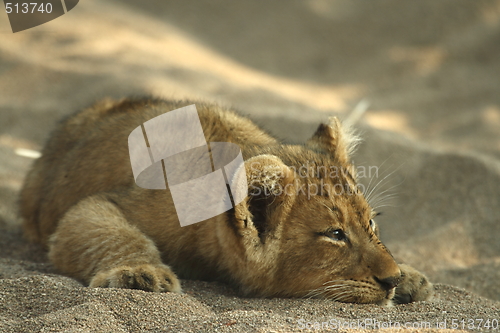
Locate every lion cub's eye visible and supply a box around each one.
[321,229,347,242]
[369,219,376,232]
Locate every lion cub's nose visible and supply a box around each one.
[375,275,400,290]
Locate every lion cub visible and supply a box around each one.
[20,97,433,304]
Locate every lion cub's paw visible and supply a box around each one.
[89,264,182,293]
[393,264,434,304]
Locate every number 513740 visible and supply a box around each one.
[5,2,53,14]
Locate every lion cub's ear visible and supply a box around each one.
[306,117,360,164]
[233,155,296,243]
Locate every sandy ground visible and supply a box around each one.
[0,0,499,332]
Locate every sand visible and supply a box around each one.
[0,0,499,332]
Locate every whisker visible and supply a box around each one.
[324,285,350,291]
[334,292,353,303]
[365,167,399,203]
[301,281,352,299]
[369,184,401,203]
[302,287,328,298]
[321,202,334,213]
[305,286,340,296]
[321,279,345,286]
[368,177,406,206]
[370,193,400,209]
[364,162,406,206]
[361,155,394,201]
[373,201,400,210]
[329,291,351,302]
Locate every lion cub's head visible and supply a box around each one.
[224,117,401,304]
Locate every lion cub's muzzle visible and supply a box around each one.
[375,274,400,302]
[375,275,400,291]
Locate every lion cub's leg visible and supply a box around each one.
[48,194,181,293]
[393,264,433,304]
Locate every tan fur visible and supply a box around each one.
[19,97,433,304]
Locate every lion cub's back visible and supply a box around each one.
[20,98,277,245]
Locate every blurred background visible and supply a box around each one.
[1,0,499,301]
